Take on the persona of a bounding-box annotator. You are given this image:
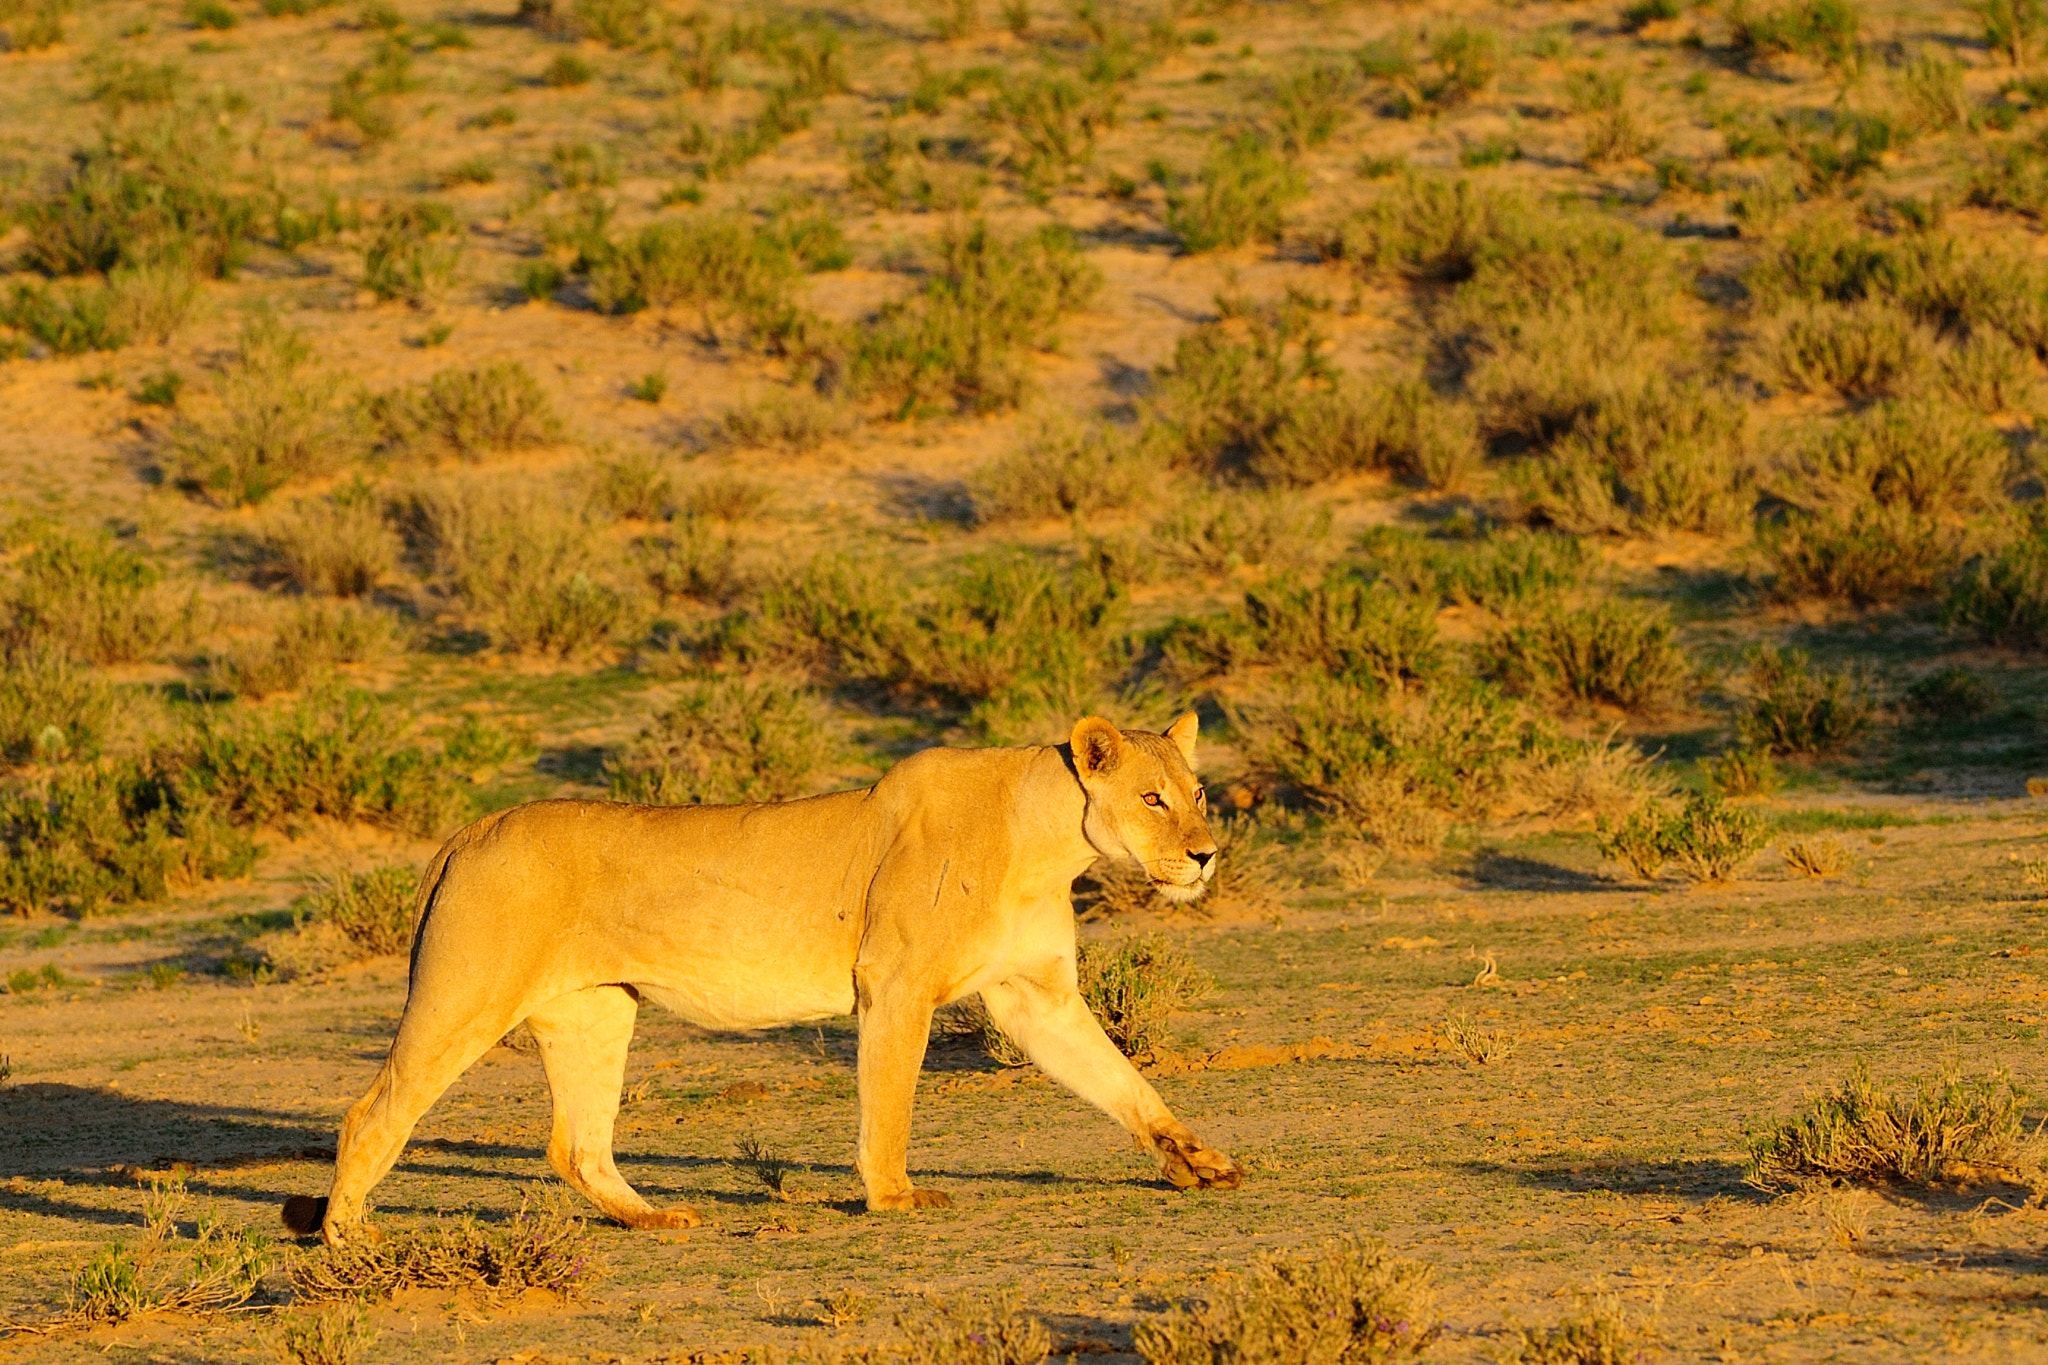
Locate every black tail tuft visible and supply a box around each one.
[281,1194,328,1236]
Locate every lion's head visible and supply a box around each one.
[1069,713,1218,903]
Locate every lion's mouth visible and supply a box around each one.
[1149,860,1215,903]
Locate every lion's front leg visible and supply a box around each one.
[855,976,951,1212]
[980,974,1243,1192]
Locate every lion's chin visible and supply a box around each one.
[1151,880,1207,904]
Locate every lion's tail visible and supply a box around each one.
[280,1194,328,1236]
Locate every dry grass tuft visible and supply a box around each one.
[1135,1234,1440,1364]
[1510,1295,1643,1365]
[736,1135,797,1199]
[274,1303,375,1365]
[1782,834,1847,878]
[260,489,400,598]
[1439,1012,1518,1065]
[1746,1063,2045,1190]
[288,1194,603,1304]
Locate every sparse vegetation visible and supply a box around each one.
[607,677,834,806]
[289,1195,603,1303]
[1747,1064,2043,1189]
[1600,791,1770,883]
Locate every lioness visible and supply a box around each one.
[282,714,1242,1243]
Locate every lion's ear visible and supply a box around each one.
[1165,711,1199,769]
[1070,716,1126,779]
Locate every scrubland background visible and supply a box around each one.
[6,0,2048,1358]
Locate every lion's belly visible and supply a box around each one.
[633,974,854,1030]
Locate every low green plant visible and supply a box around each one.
[275,1304,376,1365]
[1737,646,1875,757]
[137,370,184,406]
[1440,1012,1518,1065]
[1979,0,2047,65]
[1948,529,2048,648]
[1268,60,1355,153]
[986,70,1116,190]
[736,1134,796,1198]
[1164,131,1306,252]
[1484,600,1690,714]
[637,515,740,605]
[607,678,833,806]
[1782,834,1847,877]
[716,387,849,453]
[1730,0,1861,73]
[1599,791,1769,882]
[0,648,114,766]
[1747,1064,2043,1189]
[849,221,1099,417]
[199,601,391,699]
[51,1223,270,1329]
[1518,380,1754,536]
[973,417,1166,522]
[1702,746,1779,797]
[1076,934,1213,1057]
[2,531,182,665]
[260,487,400,597]
[362,203,462,307]
[891,1292,1052,1365]
[1772,300,1928,399]
[287,865,418,957]
[1776,397,2006,521]
[1762,505,1956,608]
[626,372,667,404]
[591,450,672,520]
[1904,664,1997,719]
[542,52,595,87]
[370,362,561,461]
[1148,490,1330,576]
[165,317,363,507]
[186,0,236,28]
[1136,1235,1440,1364]
[584,214,809,350]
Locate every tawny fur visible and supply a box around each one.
[286,714,1241,1244]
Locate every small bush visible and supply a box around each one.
[1730,0,1861,72]
[1268,60,1355,153]
[1511,1297,1642,1365]
[293,865,418,957]
[0,0,67,50]
[1905,664,1997,719]
[1702,746,1779,797]
[1762,505,1956,607]
[542,52,595,87]
[260,488,400,597]
[165,317,363,507]
[1441,1012,1518,1065]
[986,71,1116,190]
[1204,573,1445,691]
[637,515,740,605]
[362,203,463,307]
[1076,934,1213,1057]
[275,1304,376,1365]
[1979,0,2047,65]
[1485,600,1690,714]
[591,451,671,520]
[1599,791,1769,882]
[715,387,850,453]
[1782,834,1847,877]
[370,362,562,461]
[608,678,833,806]
[199,601,392,699]
[585,215,804,348]
[849,221,1099,417]
[1148,490,1330,576]
[1737,646,1875,756]
[1,279,130,354]
[1320,174,1516,283]
[975,418,1166,523]
[2,532,182,665]
[1135,1235,1440,1365]
[181,688,467,836]
[1899,49,1969,131]
[1518,382,1753,537]
[1746,1064,2043,1189]
[892,1292,1053,1365]
[0,648,114,766]
[1164,131,1307,253]
[45,1223,270,1330]
[1938,330,2039,414]
[1779,389,2004,514]
[1772,300,1928,399]
[290,1196,603,1303]
[1234,678,1549,852]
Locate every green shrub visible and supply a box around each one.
[1775,399,2007,521]
[1234,678,1548,851]
[16,105,258,279]
[401,480,627,656]
[1519,380,1753,536]
[1136,1235,1440,1365]
[1510,1298,1642,1365]
[637,515,740,606]
[165,317,363,507]
[849,222,1099,417]
[1164,131,1306,252]
[1351,527,1592,611]
[291,864,418,957]
[1148,490,1330,576]
[1319,174,1517,283]
[1905,664,1997,719]
[0,280,130,354]
[1485,600,1690,713]
[0,0,67,50]
[1074,934,1212,1057]
[974,417,1167,522]
[198,601,392,699]
[1762,505,1955,606]
[608,678,833,806]
[1937,330,2039,414]
[1978,0,2046,65]
[2,532,182,665]
[1730,0,1860,71]
[716,387,850,453]
[986,71,1116,189]
[1599,790,1768,882]
[181,688,466,836]
[1746,1064,2042,1189]
[260,487,399,596]
[1230,573,1445,689]
[370,362,561,461]
[1737,645,1875,756]
[1899,49,1969,131]
[1947,531,2048,647]
[585,214,806,348]
[0,760,256,916]
[186,0,236,28]
[543,52,595,87]
[1772,300,1928,399]
[1781,110,1896,196]
[1701,745,1779,797]
[362,203,462,307]
[0,648,114,766]
[1268,60,1355,153]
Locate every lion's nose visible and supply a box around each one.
[1190,849,1214,869]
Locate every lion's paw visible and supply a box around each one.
[631,1206,703,1230]
[1157,1136,1244,1192]
[867,1187,952,1211]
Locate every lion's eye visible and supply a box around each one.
[1142,792,1164,808]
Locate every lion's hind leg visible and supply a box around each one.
[526,986,701,1231]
